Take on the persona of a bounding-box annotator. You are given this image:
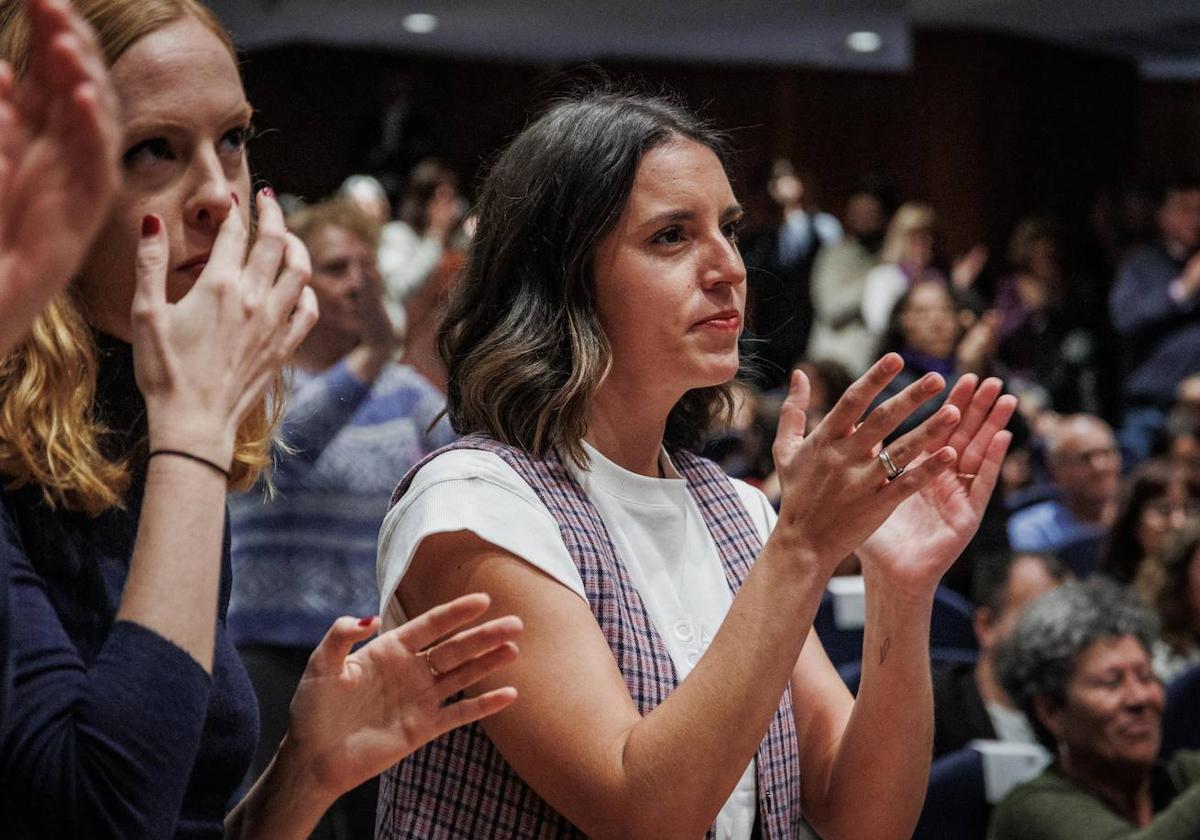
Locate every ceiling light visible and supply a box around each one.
[403,13,438,34]
[845,31,882,54]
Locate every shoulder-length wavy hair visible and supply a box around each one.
[440,89,738,466]
[1139,521,1200,658]
[1100,458,1200,585]
[0,0,277,516]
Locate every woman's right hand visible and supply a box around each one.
[132,189,318,467]
[356,258,401,355]
[770,353,959,573]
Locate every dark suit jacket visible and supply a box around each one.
[742,223,822,388]
[932,660,996,758]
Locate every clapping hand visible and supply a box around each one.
[280,593,521,803]
[769,353,961,574]
[0,0,120,354]
[859,374,1015,597]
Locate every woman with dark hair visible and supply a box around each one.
[1139,523,1200,682]
[870,277,1003,442]
[992,216,1103,416]
[377,90,1015,839]
[992,578,1200,838]
[1099,458,1200,586]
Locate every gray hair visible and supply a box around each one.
[995,578,1159,749]
[1045,413,1113,461]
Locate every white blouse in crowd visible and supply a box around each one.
[378,440,779,840]
[377,219,444,330]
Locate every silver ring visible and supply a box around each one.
[879,447,905,481]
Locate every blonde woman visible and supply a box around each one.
[0,2,520,838]
[862,202,988,337]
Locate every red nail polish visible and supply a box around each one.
[141,215,160,236]
[261,186,275,199]
[358,616,375,627]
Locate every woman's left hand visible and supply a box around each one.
[0,0,120,353]
[858,375,1015,598]
[280,593,522,802]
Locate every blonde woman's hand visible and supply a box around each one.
[0,0,119,354]
[356,259,401,354]
[280,593,521,804]
[770,353,960,575]
[858,374,1016,599]
[131,189,318,467]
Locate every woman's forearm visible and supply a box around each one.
[815,566,934,840]
[115,455,228,673]
[224,736,334,840]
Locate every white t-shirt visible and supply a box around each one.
[377,441,778,840]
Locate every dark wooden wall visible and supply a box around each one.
[239,29,1196,260]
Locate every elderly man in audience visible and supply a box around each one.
[1110,178,1200,464]
[1008,414,1121,571]
[990,578,1200,839]
[933,550,1069,757]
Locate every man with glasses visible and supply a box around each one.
[1008,414,1122,574]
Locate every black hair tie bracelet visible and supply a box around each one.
[148,449,232,481]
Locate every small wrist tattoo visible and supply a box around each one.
[879,637,892,666]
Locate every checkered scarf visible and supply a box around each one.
[376,435,802,838]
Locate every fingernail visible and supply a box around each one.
[231,192,240,206]
[358,616,375,627]
[141,215,160,236]
[261,185,275,199]
[882,354,902,373]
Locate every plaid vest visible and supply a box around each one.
[376,434,802,838]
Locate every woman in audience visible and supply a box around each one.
[872,277,1003,441]
[377,90,1015,839]
[378,158,464,330]
[861,202,988,337]
[229,198,455,838]
[1138,523,1200,682]
[992,578,1200,839]
[0,2,520,837]
[992,216,1103,416]
[1099,458,1200,586]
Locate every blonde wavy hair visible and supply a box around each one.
[0,0,279,516]
[879,201,937,266]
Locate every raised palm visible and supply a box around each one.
[860,376,1015,592]
[284,594,521,799]
[0,0,119,353]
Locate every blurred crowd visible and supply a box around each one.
[222,152,1200,836]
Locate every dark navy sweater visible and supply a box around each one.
[0,334,258,838]
[1110,243,1200,409]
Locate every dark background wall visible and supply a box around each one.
[240,28,1199,258]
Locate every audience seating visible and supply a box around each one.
[913,742,1051,840]
[1161,661,1200,759]
[815,579,977,668]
